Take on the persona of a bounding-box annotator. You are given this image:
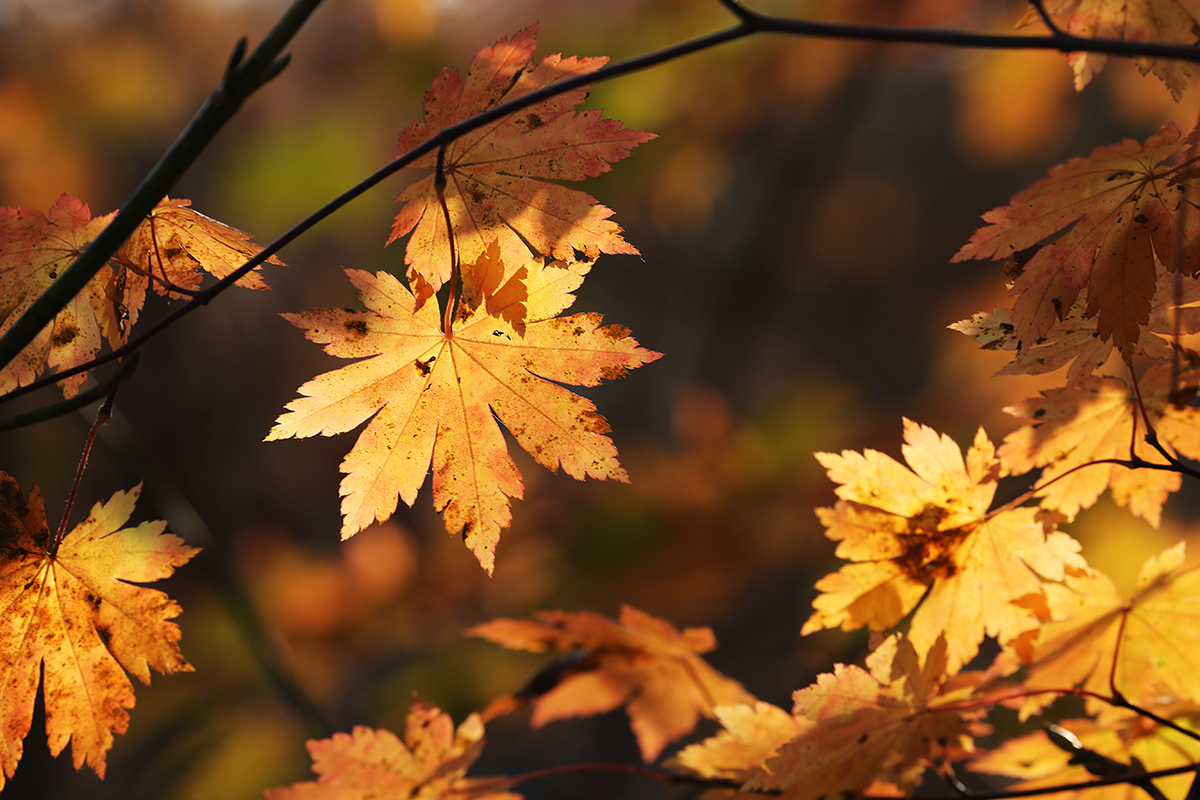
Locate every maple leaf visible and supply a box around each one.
[999,364,1200,526]
[742,635,990,800]
[388,24,654,298]
[116,196,283,297]
[265,698,520,800]
[951,262,1200,387]
[466,604,755,762]
[266,244,659,573]
[1001,543,1200,708]
[0,472,197,787]
[0,193,141,398]
[974,705,1200,800]
[803,419,1086,671]
[1028,1,1200,98]
[670,702,803,783]
[952,123,1200,355]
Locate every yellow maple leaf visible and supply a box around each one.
[388,24,654,298]
[670,701,803,783]
[1002,543,1200,708]
[743,635,989,800]
[999,364,1200,526]
[467,604,754,762]
[116,196,283,297]
[266,244,659,573]
[0,472,197,787]
[803,418,1086,671]
[264,698,520,800]
[974,706,1200,800]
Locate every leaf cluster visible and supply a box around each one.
[7,1,1200,799]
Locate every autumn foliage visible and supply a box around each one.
[6,2,1200,799]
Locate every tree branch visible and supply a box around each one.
[0,0,325,378]
[8,1,1200,405]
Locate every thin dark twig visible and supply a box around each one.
[9,3,1200,405]
[1109,686,1200,744]
[714,0,757,23]
[0,0,323,378]
[0,354,138,431]
[51,388,118,557]
[1027,0,1067,37]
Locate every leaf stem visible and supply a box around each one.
[51,386,118,557]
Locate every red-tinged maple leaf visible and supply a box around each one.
[803,419,1086,672]
[999,364,1200,526]
[466,604,755,762]
[0,472,197,787]
[951,263,1200,387]
[1000,543,1200,709]
[264,698,521,800]
[670,702,803,783]
[952,123,1200,355]
[388,24,654,299]
[1027,1,1200,98]
[116,196,283,297]
[0,193,142,398]
[265,244,659,573]
[742,635,990,800]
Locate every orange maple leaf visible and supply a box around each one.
[266,244,659,573]
[803,419,1086,671]
[0,194,139,398]
[952,123,1200,355]
[670,701,802,783]
[116,196,282,297]
[1028,1,1200,98]
[1002,543,1200,709]
[0,472,197,787]
[388,24,654,299]
[951,262,1200,388]
[265,698,520,800]
[466,604,754,762]
[999,364,1200,526]
[742,635,990,800]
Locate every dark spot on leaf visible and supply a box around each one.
[600,365,628,380]
[52,325,78,347]
[603,325,631,340]
[578,411,611,435]
[858,733,869,743]
[1033,408,1046,418]
[415,355,436,376]
[345,318,368,337]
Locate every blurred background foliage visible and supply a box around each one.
[1,0,1199,797]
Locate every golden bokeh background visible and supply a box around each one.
[1,0,1198,797]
